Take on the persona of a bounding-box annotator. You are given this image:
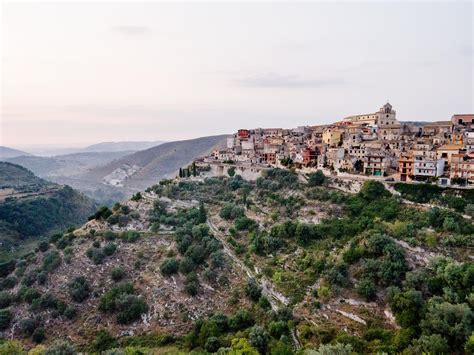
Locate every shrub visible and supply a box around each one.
[307,170,327,187]
[123,231,140,243]
[111,267,126,282]
[68,276,91,303]
[18,317,38,337]
[245,278,262,302]
[106,214,119,225]
[99,283,147,323]
[18,286,41,303]
[205,336,220,353]
[38,241,49,252]
[115,294,148,324]
[356,279,376,301]
[229,309,254,331]
[409,334,449,354]
[131,192,142,201]
[86,247,105,265]
[248,325,269,354]
[44,340,76,355]
[359,181,390,201]
[0,291,12,308]
[0,308,12,330]
[42,251,61,273]
[92,330,118,352]
[64,306,77,320]
[0,276,17,290]
[160,258,179,276]
[32,327,45,344]
[184,273,200,296]
[103,243,117,256]
[89,206,112,221]
[235,216,256,231]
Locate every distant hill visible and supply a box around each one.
[6,151,135,178]
[0,162,96,255]
[81,141,165,153]
[0,161,49,190]
[82,134,229,191]
[0,146,32,159]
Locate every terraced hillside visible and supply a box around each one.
[0,170,472,354]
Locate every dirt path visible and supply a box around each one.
[207,217,302,350]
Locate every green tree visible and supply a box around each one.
[409,334,449,354]
[307,170,326,187]
[68,276,91,303]
[359,180,390,201]
[160,258,179,276]
[388,288,424,329]
[420,301,472,349]
[356,278,376,301]
[248,326,269,354]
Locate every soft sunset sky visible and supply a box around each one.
[1,1,473,146]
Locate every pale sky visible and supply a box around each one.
[1,1,473,146]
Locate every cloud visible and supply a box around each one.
[112,26,151,36]
[235,73,345,88]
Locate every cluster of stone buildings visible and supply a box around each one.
[200,103,474,185]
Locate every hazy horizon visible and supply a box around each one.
[2,1,473,146]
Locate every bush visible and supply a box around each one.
[32,327,45,344]
[410,334,449,354]
[19,317,38,337]
[86,247,106,265]
[90,206,112,221]
[229,309,254,331]
[115,294,148,324]
[248,325,269,354]
[106,214,120,225]
[0,276,17,290]
[184,273,200,296]
[38,241,49,252]
[68,276,91,303]
[205,336,221,353]
[234,216,256,231]
[64,306,77,320]
[45,340,76,355]
[307,170,327,187]
[92,330,118,352]
[160,258,179,276]
[18,286,41,303]
[111,267,126,282]
[245,278,262,302]
[0,291,12,308]
[123,231,140,243]
[131,192,142,201]
[356,279,377,301]
[103,243,117,256]
[42,251,61,273]
[99,283,148,324]
[359,181,390,201]
[0,308,12,330]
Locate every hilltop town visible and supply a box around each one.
[196,103,474,186]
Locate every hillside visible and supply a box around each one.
[0,146,31,159]
[82,141,165,153]
[0,162,96,259]
[6,151,136,178]
[0,170,472,354]
[82,134,228,191]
